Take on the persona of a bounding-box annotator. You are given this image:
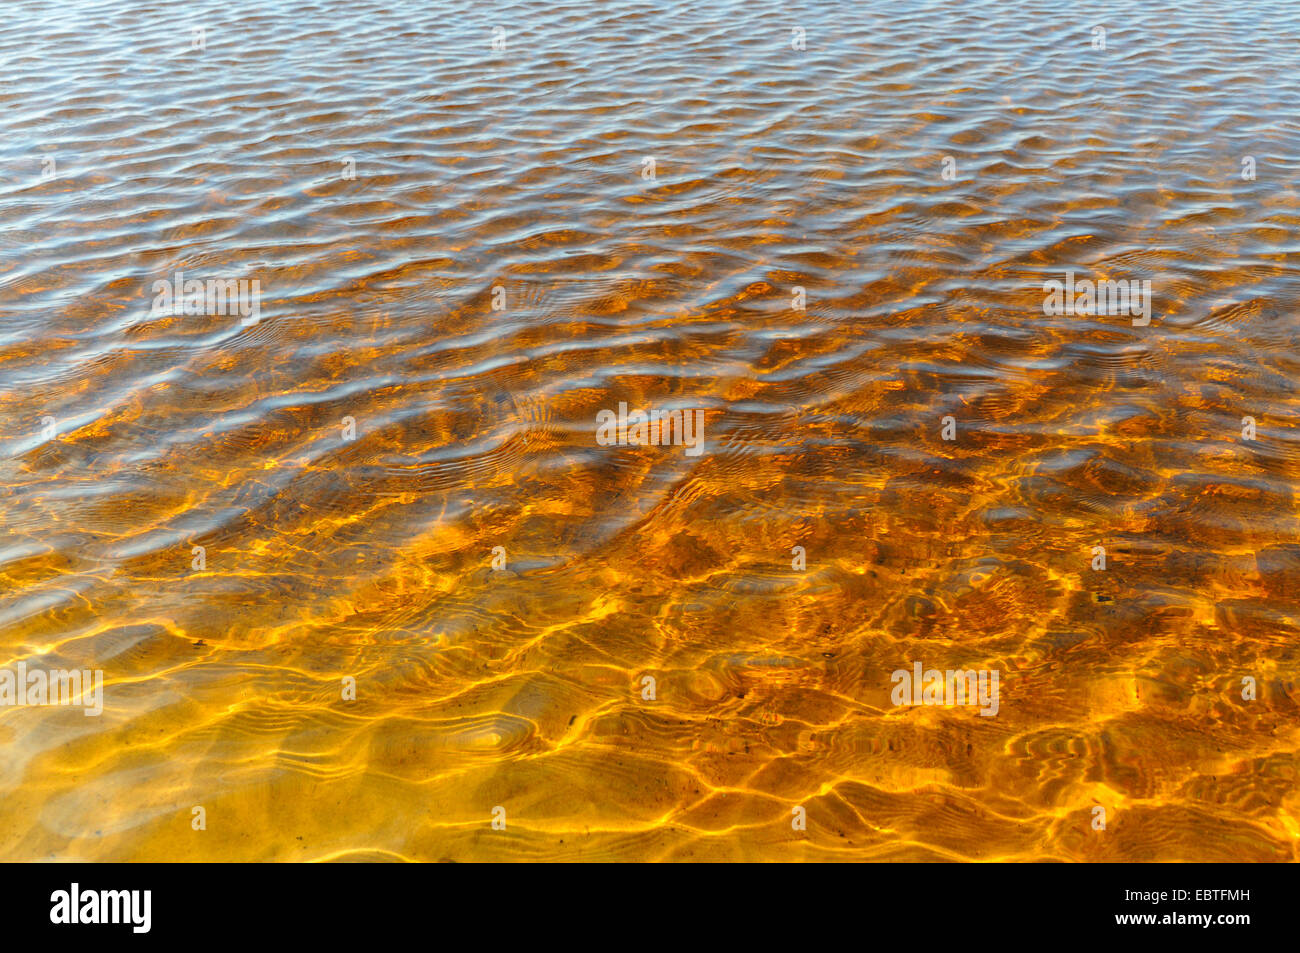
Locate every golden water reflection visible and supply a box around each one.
[0,0,1298,861]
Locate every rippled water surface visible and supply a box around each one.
[2,0,1298,861]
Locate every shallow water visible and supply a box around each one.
[1,0,1298,861]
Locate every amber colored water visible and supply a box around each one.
[1,0,1298,862]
